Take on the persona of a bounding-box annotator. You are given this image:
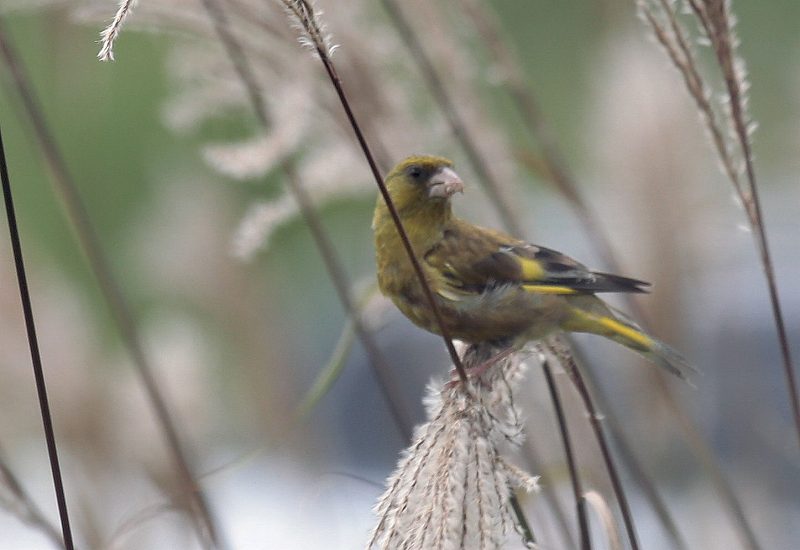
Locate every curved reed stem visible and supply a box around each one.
[0,21,223,550]
[199,0,414,438]
[280,0,468,381]
[1,124,74,550]
[378,0,523,237]
[539,351,592,550]
[547,338,641,550]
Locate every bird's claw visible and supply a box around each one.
[444,348,516,389]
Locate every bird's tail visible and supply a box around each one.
[563,298,696,383]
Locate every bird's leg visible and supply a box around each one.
[446,346,516,387]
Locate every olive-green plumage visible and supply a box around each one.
[373,155,693,380]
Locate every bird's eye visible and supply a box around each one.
[408,165,422,180]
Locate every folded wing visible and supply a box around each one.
[424,221,650,297]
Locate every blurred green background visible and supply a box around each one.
[1,1,799,549]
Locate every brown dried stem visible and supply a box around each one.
[539,350,592,550]
[0,126,73,550]
[0,20,223,550]
[280,0,468,382]
[456,0,622,275]
[522,438,577,549]
[575,360,690,550]
[199,0,414,436]
[547,338,642,550]
[459,3,763,548]
[378,0,523,237]
[698,0,800,451]
[642,0,798,450]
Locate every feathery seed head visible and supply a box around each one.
[97,0,137,61]
[368,346,538,550]
[279,0,339,58]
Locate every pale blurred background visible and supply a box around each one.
[0,1,798,549]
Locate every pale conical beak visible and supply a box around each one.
[427,167,464,199]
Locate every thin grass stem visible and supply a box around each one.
[0,124,74,550]
[584,490,622,550]
[370,4,657,545]
[548,338,641,550]
[456,0,622,275]
[457,4,763,547]
[281,0,468,382]
[0,21,223,550]
[644,0,798,450]
[522,439,577,549]
[199,0,415,438]
[697,0,800,450]
[539,351,592,550]
[378,0,523,237]
[294,317,357,421]
[507,487,536,546]
[575,357,690,550]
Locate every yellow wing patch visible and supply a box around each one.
[522,284,579,295]
[518,258,545,281]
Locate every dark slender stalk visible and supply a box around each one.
[549,339,641,550]
[0,21,223,550]
[522,438,577,550]
[378,0,523,237]
[540,353,591,550]
[459,4,760,547]
[199,0,414,438]
[746,94,800,451]
[370,3,651,543]
[285,0,468,382]
[318,46,470,381]
[576,359,690,550]
[706,1,800,449]
[457,0,622,274]
[283,1,539,537]
[1,125,74,550]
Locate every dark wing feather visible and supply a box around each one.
[424,220,650,295]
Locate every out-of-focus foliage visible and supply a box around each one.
[0,1,799,548]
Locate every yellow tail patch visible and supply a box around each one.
[597,316,652,349]
[567,308,652,349]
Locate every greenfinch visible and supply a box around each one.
[373,155,692,380]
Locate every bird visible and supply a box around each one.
[372,154,693,381]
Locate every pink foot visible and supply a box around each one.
[445,347,516,388]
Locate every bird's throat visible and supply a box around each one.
[376,199,452,250]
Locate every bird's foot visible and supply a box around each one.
[444,347,516,389]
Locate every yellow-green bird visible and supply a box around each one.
[373,154,693,380]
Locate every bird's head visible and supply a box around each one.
[383,155,464,212]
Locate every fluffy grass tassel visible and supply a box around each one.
[368,345,539,549]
